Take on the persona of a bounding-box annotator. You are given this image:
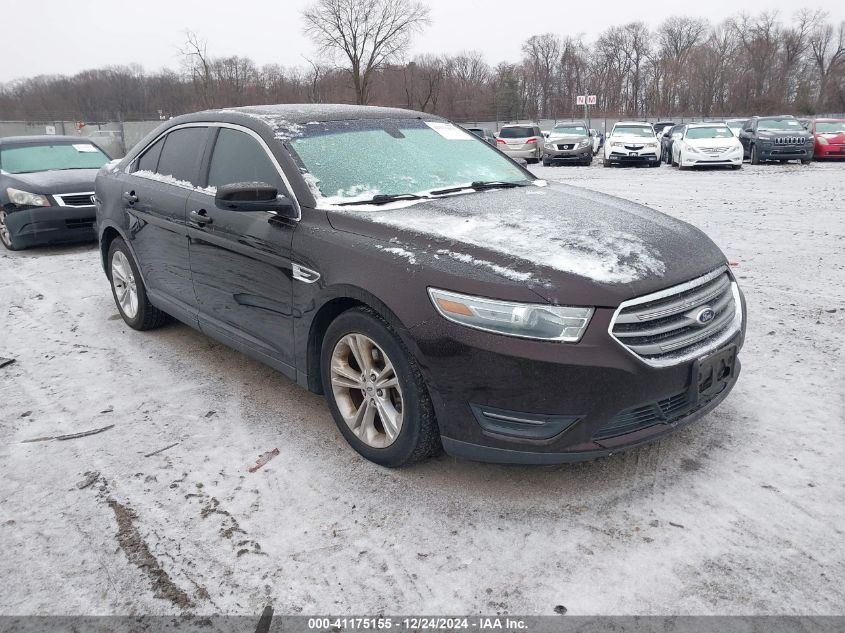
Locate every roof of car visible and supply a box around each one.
[615,121,652,126]
[500,123,536,128]
[685,122,730,127]
[185,104,440,125]
[0,135,93,146]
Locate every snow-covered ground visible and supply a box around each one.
[1,161,843,616]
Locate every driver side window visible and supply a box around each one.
[207,128,286,193]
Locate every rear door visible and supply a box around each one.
[123,126,210,321]
[187,125,298,374]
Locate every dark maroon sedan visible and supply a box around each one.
[95,105,745,466]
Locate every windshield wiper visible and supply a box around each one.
[429,181,528,196]
[337,192,430,206]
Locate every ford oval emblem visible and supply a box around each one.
[696,307,716,324]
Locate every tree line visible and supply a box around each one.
[1,5,843,124]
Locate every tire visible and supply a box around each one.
[0,210,20,251]
[603,158,612,167]
[731,164,742,170]
[542,156,551,167]
[801,158,811,165]
[671,153,678,167]
[107,237,168,331]
[677,153,688,170]
[582,157,592,166]
[750,144,760,165]
[320,307,440,467]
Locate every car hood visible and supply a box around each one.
[756,129,811,140]
[815,131,845,143]
[4,169,100,194]
[609,135,657,144]
[326,183,727,306]
[686,137,741,148]
[547,135,588,143]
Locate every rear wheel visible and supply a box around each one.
[108,238,168,330]
[321,307,440,467]
[0,210,19,251]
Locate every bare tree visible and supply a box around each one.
[179,30,213,109]
[522,34,561,118]
[302,0,430,105]
[809,15,845,109]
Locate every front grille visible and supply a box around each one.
[65,217,95,229]
[55,192,95,207]
[557,144,573,150]
[773,137,804,145]
[610,267,741,365]
[703,146,731,153]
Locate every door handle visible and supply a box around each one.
[190,209,212,225]
[122,191,138,205]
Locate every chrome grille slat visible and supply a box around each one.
[609,266,742,367]
[614,274,730,324]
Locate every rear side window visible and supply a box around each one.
[136,136,165,173]
[154,127,208,186]
[207,128,284,192]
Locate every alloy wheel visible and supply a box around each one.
[0,211,12,248]
[111,250,139,319]
[329,333,403,448]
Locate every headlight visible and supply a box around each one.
[611,142,625,149]
[644,141,658,147]
[577,139,590,148]
[817,136,829,145]
[686,145,700,153]
[6,188,49,207]
[428,288,594,343]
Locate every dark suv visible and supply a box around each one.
[738,115,814,164]
[95,105,746,467]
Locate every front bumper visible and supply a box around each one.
[543,145,592,161]
[680,151,743,167]
[605,150,660,165]
[757,144,814,160]
[813,143,845,159]
[2,204,97,248]
[409,291,746,464]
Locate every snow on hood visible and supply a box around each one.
[337,184,684,285]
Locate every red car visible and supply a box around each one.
[810,118,845,159]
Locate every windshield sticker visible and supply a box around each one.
[425,121,473,140]
[73,144,100,153]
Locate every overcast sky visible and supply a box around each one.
[4,0,844,83]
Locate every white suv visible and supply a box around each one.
[603,121,661,167]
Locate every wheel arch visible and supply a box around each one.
[303,285,422,396]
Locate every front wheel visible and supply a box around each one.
[0,210,19,251]
[750,144,760,164]
[801,158,812,165]
[108,238,168,330]
[321,307,440,467]
[603,158,612,167]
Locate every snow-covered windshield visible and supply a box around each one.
[0,142,109,174]
[288,119,529,204]
[686,126,734,140]
[551,125,588,136]
[612,126,654,138]
[815,121,845,133]
[758,118,803,131]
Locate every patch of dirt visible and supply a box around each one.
[108,498,194,610]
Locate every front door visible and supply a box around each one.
[187,126,297,373]
[123,126,210,322]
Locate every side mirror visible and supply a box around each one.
[215,182,294,215]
